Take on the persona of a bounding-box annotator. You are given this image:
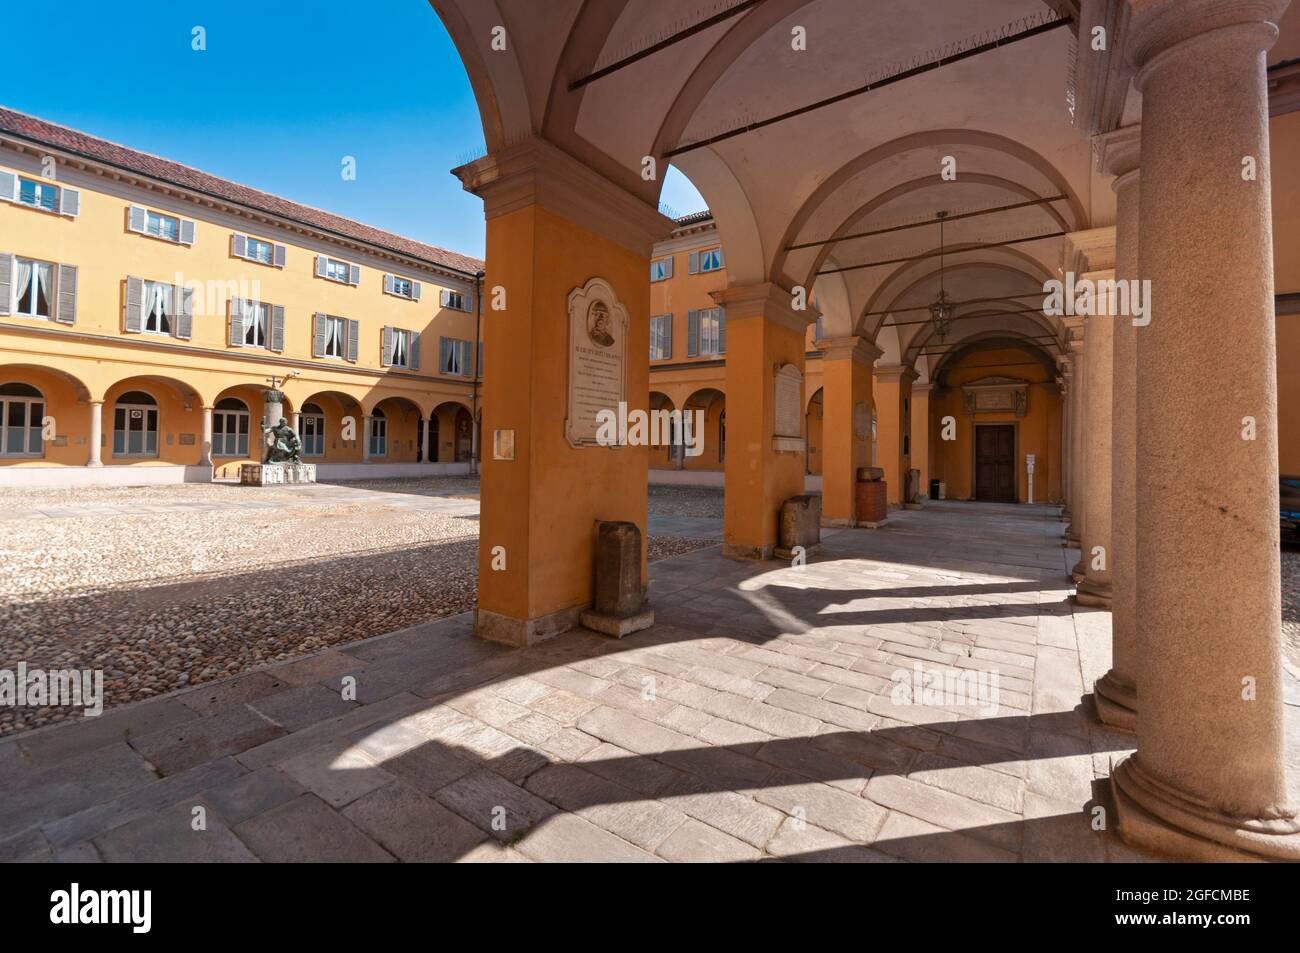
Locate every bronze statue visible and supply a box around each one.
[264,417,303,464]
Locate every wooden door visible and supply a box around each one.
[975,425,1016,502]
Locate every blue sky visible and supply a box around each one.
[3,0,706,260]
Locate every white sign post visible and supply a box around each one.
[1026,453,1036,504]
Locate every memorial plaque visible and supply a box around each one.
[773,363,803,452]
[566,277,629,448]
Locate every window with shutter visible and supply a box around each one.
[346,319,359,362]
[56,264,77,325]
[179,219,196,246]
[127,205,146,234]
[59,188,80,218]
[381,326,395,366]
[0,170,15,203]
[176,286,194,339]
[0,254,13,316]
[269,305,285,352]
[125,276,145,333]
[687,309,700,357]
[410,332,421,370]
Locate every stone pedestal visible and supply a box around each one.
[854,467,888,527]
[774,494,821,560]
[580,521,654,638]
[240,463,317,486]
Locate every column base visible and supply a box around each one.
[723,543,775,561]
[1093,670,1137,732]
[475,604,583,647]
[1070,559,1086,583]
[580,607,655,639]
[86,461,103,468]
[1112,755,1300,862]
[1073,577,1112,608]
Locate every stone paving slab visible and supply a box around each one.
[6,500,1298,861]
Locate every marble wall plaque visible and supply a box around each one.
[566,277,629,448]
[773,363,804,453]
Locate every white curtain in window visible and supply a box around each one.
[34,262,51,310]
[15,259,33,310]
[147,283,168,327]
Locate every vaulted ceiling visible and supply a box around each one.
[430,0,1278,375]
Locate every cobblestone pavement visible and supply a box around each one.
[10,500,1287,862]
[1281,547,1300,670]
[0,478,717,734]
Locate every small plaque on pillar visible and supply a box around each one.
[565,277,629,448]
[580,520,654,638]
[773,363,803,453]
[493,429,515,460]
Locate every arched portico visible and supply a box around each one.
[434,0,1296,860]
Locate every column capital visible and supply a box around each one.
[453,135,675,257]
[873,363,919,385]
[1126,0,1287,88]
[818,334,881,366]
[912,381,934,396]
[1094,124,1142,181]
[1062,227,1117,275]
[709,282,815,333]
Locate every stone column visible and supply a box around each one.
[911,382,932,502]
[87,401,104,467]
[199,406,213,466]
[1075,255,1116,607]
[291,412,301,434]
[1111,0,1298,861]
[1058,360,1072,516]
[1094,125,1142,730]
[718,283,810,558]
[873,364,917,507]
[455,137,672,644]
[423,416,434,463]
[1065,332,1085,551]
[362,415,373,461]
[819,335,880,525]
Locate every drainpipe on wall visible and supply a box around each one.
[471,270,484,476]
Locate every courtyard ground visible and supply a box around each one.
[8,499,1297,862]
[0,477,718,735]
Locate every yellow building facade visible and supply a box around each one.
[0,109,483,486]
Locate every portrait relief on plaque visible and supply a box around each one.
[566,277,629,448]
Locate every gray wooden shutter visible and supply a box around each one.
[315,256,327,278]
[440,337,450,373]
[465,293,474,313]
[231,234,246,259]
[440,289,450,307]
[312,313,327,357]
[124,277,144,332]
[411,281,421,301]
[228,298,244,346]
[664,313,673,360]
[179,219,196,245]
[0,254,12,315]
[128,205,147,234]
[687,309,700,357]
[59,188,80,217]
[383,274,395,295]
[346,319,359,362]
[717,307,726,354]
[273,244,287,268]
[176,285,194,339]
[381,326,394,366]
[459,341,471,376]
[269,305,285,352]
[664,256,674,279]
[55,264,77,325]
[688,251,700,275]
[410,332,421,370]
[348,263,360,285]
[0,171,15,202]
